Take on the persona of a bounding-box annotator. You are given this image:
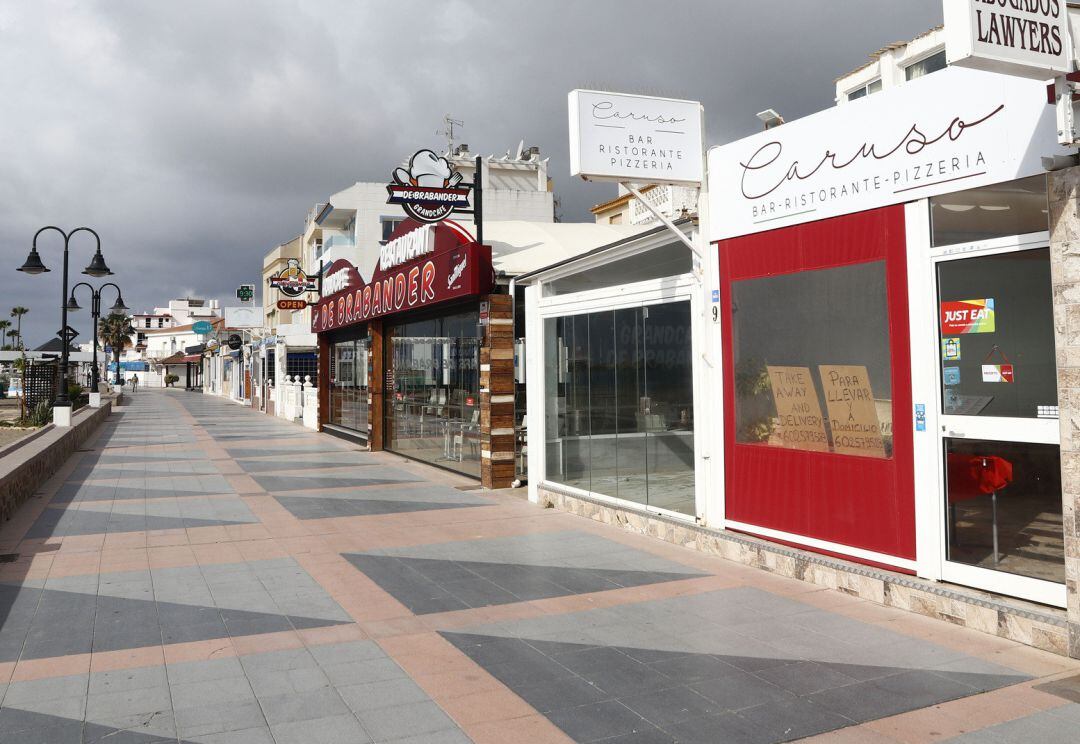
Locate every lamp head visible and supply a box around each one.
[17,249,50,275]
[110,296,129,313]
[83,250,112,277]
[65,296,82,312]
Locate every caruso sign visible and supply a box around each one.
[944,0,1071,79]
[708,66,1055,241]
[311,220,492,334]
[568,90,704,185]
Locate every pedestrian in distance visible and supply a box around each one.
[130,373,139,393]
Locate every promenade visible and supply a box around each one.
[0,390,1076,743]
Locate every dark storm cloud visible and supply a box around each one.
[0,0,942,347]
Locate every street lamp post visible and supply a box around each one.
[16,227,112,423]
[67,282,128,395]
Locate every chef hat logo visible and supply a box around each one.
[393,149,464,189]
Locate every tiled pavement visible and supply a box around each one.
[0,393,1078,743]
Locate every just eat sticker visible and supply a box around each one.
[941,299,995,334]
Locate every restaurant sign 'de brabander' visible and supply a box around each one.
[707,65,1055,240]
[311,219,492,333]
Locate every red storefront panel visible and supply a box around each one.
[311,219,493,334]
[717,206,915,564]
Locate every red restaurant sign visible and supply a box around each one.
[311,219,492,333]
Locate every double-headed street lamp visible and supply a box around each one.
[16,226,112,410]
[67,282,128,392]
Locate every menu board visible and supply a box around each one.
[766,365,829,452]
[818,364,887,458]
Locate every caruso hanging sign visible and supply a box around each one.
[568,90,704,186]
[943,0,1071,79]
[708,66,1055,241]
[311,220,492,333]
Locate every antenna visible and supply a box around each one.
[436,114,465,153]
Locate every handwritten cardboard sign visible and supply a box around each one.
[818,364,887,458]
[766,365,829,452]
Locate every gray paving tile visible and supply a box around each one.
[545,700,653,742]
[275,495,487,520]
[344,555,702,614]
[337,677,432,713]
[271,713,372,744]
[354,700,458,741]
[258,687,351,725]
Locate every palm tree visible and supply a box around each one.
[0,320,10,348]
[10,307,28,350]
[99,313,134,386]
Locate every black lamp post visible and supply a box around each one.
[67,282,127,392]
[17,227,112,409]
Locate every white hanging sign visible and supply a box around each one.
[569,90,703,186]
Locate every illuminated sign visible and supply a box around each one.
[386,150,473,223]
[312,220,491,333]
[269,259,319,297]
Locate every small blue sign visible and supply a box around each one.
[711,289,720,303]
[915,403,926,432]
[193,320,213,335]
[943,366,961,386]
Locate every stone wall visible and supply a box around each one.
[0,399,115,522]
[1049,166,1080,658]
[539,483,1071,657]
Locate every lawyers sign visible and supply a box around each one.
[943,0,1071,79]
[568,90,703,185]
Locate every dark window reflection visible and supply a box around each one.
[945,439,1063,584]
[385,310,480,478]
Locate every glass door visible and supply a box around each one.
[935,246,1064,605]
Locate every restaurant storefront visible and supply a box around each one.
[524,220,709,521]
[313,218,519,486]
[708,65,1065,607]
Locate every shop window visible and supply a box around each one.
[937,248,1057,418]
[905,49,947,80]
[544,301,695,515]
[385,310,481,478]
[732,261,893,459]
[546,241,693,296]
[286,352,317,382]
[931,175,1048,247]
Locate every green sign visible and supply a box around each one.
[236,284,255,303]
[192,320,213,335]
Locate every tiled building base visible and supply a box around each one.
[537,483,1072,659]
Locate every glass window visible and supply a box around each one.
[945,438,1063,583]
[385,310,480,477]
[546,242,693,296]
[543,301,695,515]
[329,336,369,435]
[381,218,404,244]
[732,262,893,459]
[931,175,1048,247]
[905,49,947,80]
[846,79,881,101]
[937,248,1057,418]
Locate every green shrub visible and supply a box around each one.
[27,400,52,427]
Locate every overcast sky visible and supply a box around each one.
[0,0,943,348]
